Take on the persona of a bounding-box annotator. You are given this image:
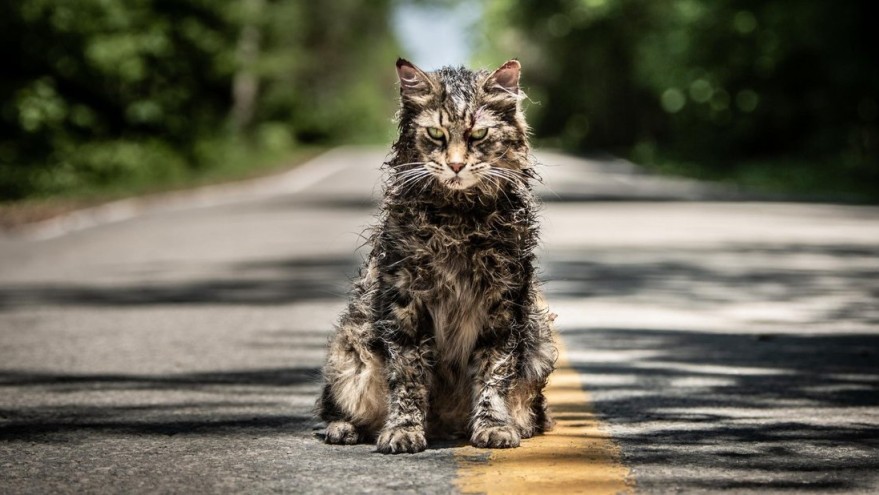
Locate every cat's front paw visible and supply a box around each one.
[376,426,427,454]
[325,421,360,445]
[471,425,521,449]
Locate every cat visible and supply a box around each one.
[316,58,556,454]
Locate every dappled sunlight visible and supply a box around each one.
[543,216,879,334]
[537,197,879,491]
[554,326,879,491]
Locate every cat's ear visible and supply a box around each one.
[396,58,433,98]
[485,60,521,96]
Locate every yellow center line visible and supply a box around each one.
[454,337,634,494]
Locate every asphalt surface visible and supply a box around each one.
[1,147,878,493]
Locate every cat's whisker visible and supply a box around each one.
[393,173,421,183]
[394,166,429,177]
[393,177,426,192]
[397,170,428,182]
[489,165,525,177]
[417,174,435,194]
[410,174,437,191]
[495,165,525,174]
[497,180,516,205]
[394,169,428,180]
[482,173,502,194]
[394,162,428,170]
[396,164,429,172]
[482,173,514,204]
[486,169,519,186]
[408,176,432,193]
[491,169,529,187]
[399,173,433,194]
[484,146,515,167]
[396,172,430,190]
[487,167,515,178]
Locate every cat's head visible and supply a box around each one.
[391,59,532,197]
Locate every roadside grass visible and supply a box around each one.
[0,144,325,230]
[641,156,879,204]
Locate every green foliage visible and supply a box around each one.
[1,0,399,200]
[254,1,400,144]
[478,0,879,200]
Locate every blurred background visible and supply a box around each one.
[2,0,877,208]
[2,4,878,490]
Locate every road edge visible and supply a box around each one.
[2,147,356,241]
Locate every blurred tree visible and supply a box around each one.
[0,0,399,200]
[255,0,399,144]
[479,0,879,199]
[0,0,236,198]
[477,0,658,150]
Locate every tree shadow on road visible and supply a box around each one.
[0,256,361,309]
[0,253,355,445]
[545,242,879,326]
[0,366,321,443]
[543,240,879,491]
[562,327,879,492]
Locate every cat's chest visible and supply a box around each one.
[421,229,499,286]
[414,211,516,257]
[382,209,522,294]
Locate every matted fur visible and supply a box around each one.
[316,59,556,454]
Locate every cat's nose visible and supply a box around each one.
[448,162,465,174]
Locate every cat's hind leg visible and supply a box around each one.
[316,324,388,444]
[507,296,557,439]
[507,332,556,438]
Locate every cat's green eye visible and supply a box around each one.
[470,128,488,140]
[427,127,445,140]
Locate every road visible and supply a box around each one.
[1,147,878,493]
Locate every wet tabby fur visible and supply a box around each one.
[316,59,556,454]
